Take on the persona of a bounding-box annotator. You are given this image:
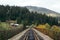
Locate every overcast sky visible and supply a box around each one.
[0,0,60,13]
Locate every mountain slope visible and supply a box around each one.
[25,6,60,17]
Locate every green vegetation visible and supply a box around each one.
[35,24,60,40]
[0,22,9,30]
[0,5,58,26]
[0,5,59,40]
[0,22,24,40]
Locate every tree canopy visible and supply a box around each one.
[0,5,58,26]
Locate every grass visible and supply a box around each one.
[0,22,9,30]
[0,22,24,40]
[0,22,23,30]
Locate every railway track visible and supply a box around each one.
[19,29,43,40]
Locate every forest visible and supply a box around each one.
[0,5,59,40]
[0,5,58,26]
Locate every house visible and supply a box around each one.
[10,23,19,27]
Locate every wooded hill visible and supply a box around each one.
[0,5,58,26]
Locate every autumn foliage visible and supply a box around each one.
[35,23,60,40]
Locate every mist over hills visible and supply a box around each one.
[25,6,60,17]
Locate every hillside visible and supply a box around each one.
[26,6,60,17]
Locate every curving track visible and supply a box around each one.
[19,29,44,40]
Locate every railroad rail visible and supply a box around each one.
[8,28,53,40]
[19,29,43,40]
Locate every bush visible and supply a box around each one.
[35,24,60,40]
[0,27,24,40]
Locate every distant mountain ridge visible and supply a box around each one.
[25,6,60,17]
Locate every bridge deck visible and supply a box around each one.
[8,28,53,40]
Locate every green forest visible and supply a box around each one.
[0,5,60,40]
[0,5,58,26]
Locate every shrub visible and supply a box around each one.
[0,26,24,40]
[35,24,60,40]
